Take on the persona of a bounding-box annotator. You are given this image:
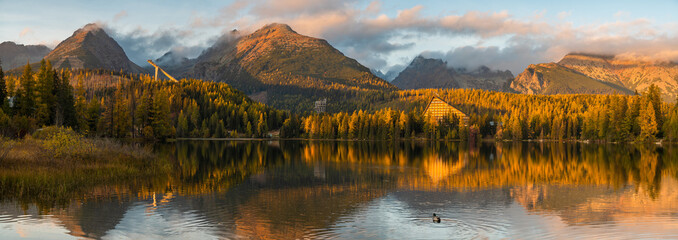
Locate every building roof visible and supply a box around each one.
[424,96,466,116]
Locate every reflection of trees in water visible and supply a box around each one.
[165,140,678,198]
[2,141,678,239]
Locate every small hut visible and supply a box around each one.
[423,96,468,126]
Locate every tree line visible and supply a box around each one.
[283,87,678,142]
[2,60,677,142]
[0,61,288,139]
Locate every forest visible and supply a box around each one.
[1,60,678,142]
[290,87,678,142]
[0,60,288,139]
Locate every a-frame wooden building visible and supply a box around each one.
[423,96,469,126]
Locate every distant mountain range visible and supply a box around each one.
[3,23,678,107]
[509,53,678,101]
[391,56,513,92]
[371,69,399,82]
[0,41,51,70]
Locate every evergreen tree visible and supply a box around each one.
[638,97,658,142]
[55,71,77,127]
[177,110,189,137]
[112,85,131,138]
[647,84,663,136]
[150,90,173,140]
[0,65,7,113]
[85,97,101,136]
[15,63,35,117]
[35,59,55,126]
[74,75,88,131]
[257,113,267,137]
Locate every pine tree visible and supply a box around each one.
[74,75,88,132]
[257,113,267,137]
[647,84,663,136]
[150,90,173,140]
[112,85,131,138]
[0,65,7,113]
[54,71,77,127]
[35,59,55,126]
[638,97,658,142]
[177,110,189,137]
[663,97,678,141]
[16,63,35,117]
[85,98,101,136]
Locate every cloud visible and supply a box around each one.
[557,11,571,20]
[614,11,630,18]
[103,25,208,66]
[423,42,549,75]
[188,1,554,71]
[97,1,678,74]
[113,10,128,22]
[19,27,34,38]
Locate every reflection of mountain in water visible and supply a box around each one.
[511,176,678,226]
[1,141,678,238]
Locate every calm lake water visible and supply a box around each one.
[1,141,678,239]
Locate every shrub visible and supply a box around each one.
[33,126,94,159]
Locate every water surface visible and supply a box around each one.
[1,141,678,239]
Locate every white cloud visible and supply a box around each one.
[97,0,678,74]
[113,10,128,22]
[557,11,571,20]
[19,27,33,38]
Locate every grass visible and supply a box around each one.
[0,127,170,211]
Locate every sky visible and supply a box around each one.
[1,0,678,75]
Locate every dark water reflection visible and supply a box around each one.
[1,141,678,239]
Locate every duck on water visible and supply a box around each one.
[432,213,441,223]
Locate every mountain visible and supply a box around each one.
[186,23,396,112]
[44,23,145,73]
[0,41,51,70]
[371,69,399,82]
[391,56,513,91]
[148,51,196,78]
[510,53,678,101]
[558,53,678,101]
[509,63,634,95]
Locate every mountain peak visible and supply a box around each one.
[43,23,144,73]
[73,23,105,36]
[248,23,303,40]
[411,55,445,67]
[259,23,295,32]
[188,22,395,112]
[393,56,512,91]
[561,52,614,61]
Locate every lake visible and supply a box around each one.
[1,140,678,239]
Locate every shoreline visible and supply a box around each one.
[172,137,668,145]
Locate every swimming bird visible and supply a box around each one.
[432,213,441,223]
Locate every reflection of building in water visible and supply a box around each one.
[314,98,327,113]
[423,96,468,126]
[424,157,467,185]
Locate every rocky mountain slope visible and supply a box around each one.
[558,53,678,101]
[509,63,634,95]
[391,56,513,91]
[44,23,145,73]
[0,41,51,70]
[510,53,678,101]
[186,23,396,112]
